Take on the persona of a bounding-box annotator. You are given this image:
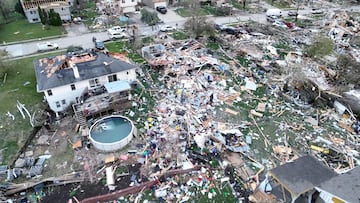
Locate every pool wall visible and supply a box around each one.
[89,115,136,152]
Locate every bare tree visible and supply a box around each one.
[181,0,216,38]
[0,1,11,24]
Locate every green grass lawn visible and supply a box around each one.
[206,42,220,51]
[0,19,65,43]
[72,2,98,27]
[229,0,250,10]
[175,8,193,17]
[175,7,215,17]
[105,41,145,64]
[0,52,63,165]
[171,31,189,40]
[264,0,291,9]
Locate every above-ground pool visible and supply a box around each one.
[89,115,136,152]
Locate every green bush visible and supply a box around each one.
[214,6,231,16]
[305,35,334,58]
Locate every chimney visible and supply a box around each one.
[71,63,80,79]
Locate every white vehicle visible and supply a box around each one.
[160,25,176,32]
[108,30,128,39]
[311,8,324,14]
[107,26,126,33]
[37,42,59,52]
[266,9,283,17]
[272,20,287,28]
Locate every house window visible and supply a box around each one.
[108,74,117,82]
[56,101,60,108]
[61,99,66,105]
[47,90,53,96]
[30,11,33,14]
[122,0,125,3]
[32,18,39,22]
[71,84,76,90]
[89,78,100,88]
[131,0,134,2]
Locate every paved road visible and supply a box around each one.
[1,3,360,58]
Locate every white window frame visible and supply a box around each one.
[89,78,100,88]
[108,74,117,82]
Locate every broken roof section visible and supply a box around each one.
[34,50,137,91]
[316,166,360,203]
[269,155,337,200]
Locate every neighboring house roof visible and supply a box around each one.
[21,0,69,10]
[34,51,137,91]
[317,166,360,203]
[269,155,337,198]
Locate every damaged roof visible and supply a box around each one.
[317,166,360,203]
[269,155,337,197]
[34,51,137,92]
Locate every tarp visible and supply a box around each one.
[119,16,129,22]
[104,80,131,93]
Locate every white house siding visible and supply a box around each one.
[44,69,137,112]
[45,80,89,112]
[116,68,137,81]
[52,7,71,21]
[153,1,167,8]
[119,0,137,13]
[25,9,41,23]
[142,0,167,8]
[122,6,136,13]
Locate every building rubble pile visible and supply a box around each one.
[3,10,360,203]
[131,20,360,200]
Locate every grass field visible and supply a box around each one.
[0,52,63,165]
[175,7,215,17]
[171,31,189,40]
[0,18,65,43]
[105,41,145,64]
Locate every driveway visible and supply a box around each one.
[157,8,185,24]
[63,22,90,37]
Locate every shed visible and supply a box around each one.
[315,166,360,203]
[268,155,337,203]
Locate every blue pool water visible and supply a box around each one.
[90,117,132,143]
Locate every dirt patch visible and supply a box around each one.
[42,164,142,203]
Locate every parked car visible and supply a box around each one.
[156,6,167,14]
[288,10,298,16]
[37,42,59,52]
[266,8,283,17]
[272,20,288,28]
[266,15,279,23]
[94,40,105,50]
[107,26,127,33]
[311,8,324,14]
[108,30,128,39]
[223,27,244,35]
[160,25,176,32]
[214,23,227,31]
